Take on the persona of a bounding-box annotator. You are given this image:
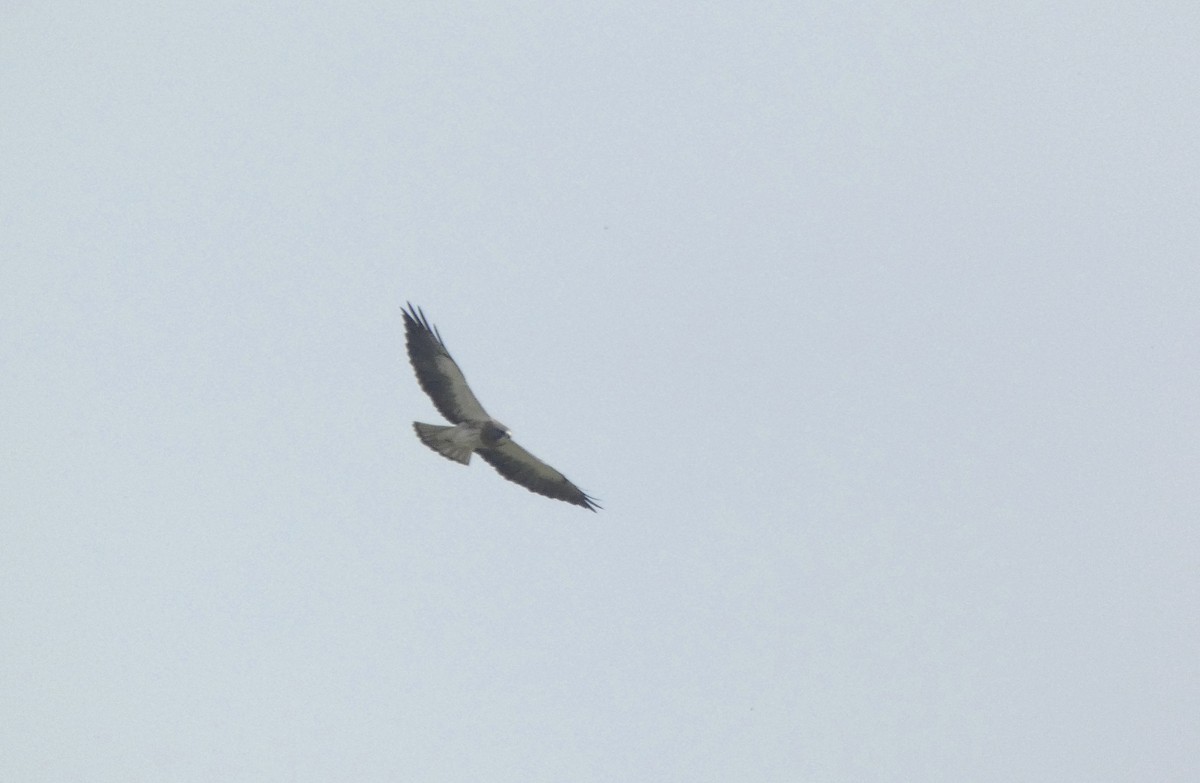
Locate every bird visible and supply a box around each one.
[402,303,600,511]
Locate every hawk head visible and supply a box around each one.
[481,421,511,447]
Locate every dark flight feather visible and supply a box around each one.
[403,303,490,423]
[479,441,600,512]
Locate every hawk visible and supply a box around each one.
[403,303,600,511]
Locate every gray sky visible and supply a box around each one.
[3,3,1197,780]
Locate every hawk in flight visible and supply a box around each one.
[403,303,600,511]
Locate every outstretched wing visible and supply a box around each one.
[478,440,600,511]
[403,303,490,423]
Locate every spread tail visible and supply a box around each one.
[413,422,474,465]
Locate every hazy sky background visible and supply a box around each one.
[3,3,1198,780]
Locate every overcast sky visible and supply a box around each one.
[3,3,1198,781]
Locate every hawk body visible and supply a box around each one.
[413,421,509,465]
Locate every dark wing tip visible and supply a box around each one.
[550,486,602,512]
[403,302,445,347]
